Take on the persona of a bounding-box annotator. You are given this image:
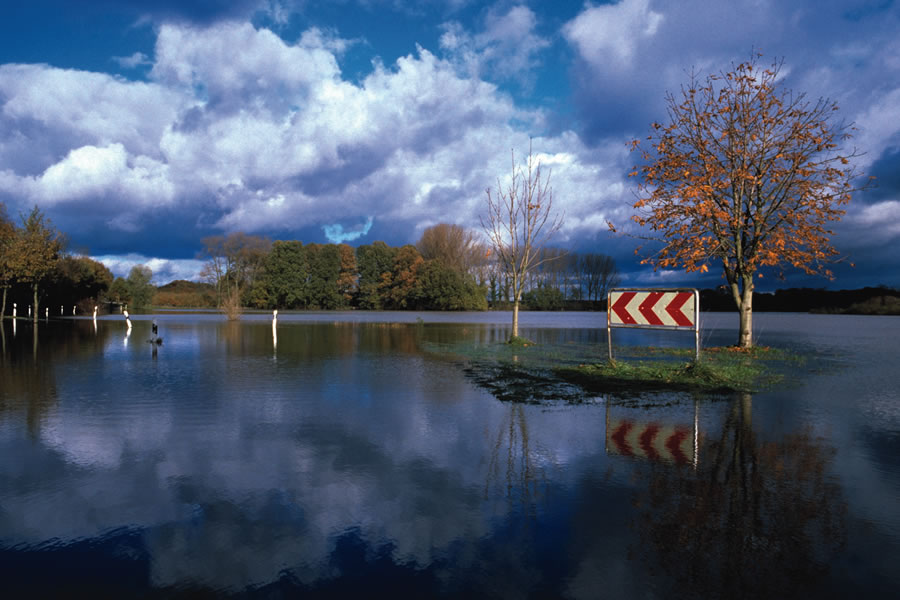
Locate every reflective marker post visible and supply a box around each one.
[607,288,700,362]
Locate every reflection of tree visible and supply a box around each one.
[1,320,117,438]
[484,404,548,517]
[634,393,847,599]
[0,324,58,439]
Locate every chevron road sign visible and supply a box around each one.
[606,288,700,360]
[609,290,696,328]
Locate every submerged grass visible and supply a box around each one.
[558,346,785,395]
[435,336,790,401]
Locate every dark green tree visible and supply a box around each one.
[108,277,131,306]
[356,241,396,309]
[522,284,565,310]
[414,260,487,311]
[306,243,343,309]
[264,240,309,309]
[126,265,155,309]
[51,256,113,311]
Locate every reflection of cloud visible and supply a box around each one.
[0,322,627,593]
[1,316,897,594]
[0,325,545,588]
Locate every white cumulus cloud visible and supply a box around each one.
[563,0,663,69]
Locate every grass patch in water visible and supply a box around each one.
[426,334,791,401]
[558,346,786,394]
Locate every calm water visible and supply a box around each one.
[1,311,898,598]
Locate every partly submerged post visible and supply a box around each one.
[12,303,16,318]
[149,319,162,346]
[124,308,132,331]
[72,306,76,316]
[93,306,98,320]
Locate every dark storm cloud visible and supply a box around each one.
[864,148,900,202]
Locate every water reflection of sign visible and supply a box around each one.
[606,417,697,466]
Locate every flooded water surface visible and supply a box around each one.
[1,311,898,598]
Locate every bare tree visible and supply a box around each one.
[482,145,563,339]
[565,252,583,300]
[416,223,487,275]
[200,232,270,320]
[581,253,620,303]
[536,247,568,294]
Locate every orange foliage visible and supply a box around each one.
[628,54,871,347]
[630,54,866,290]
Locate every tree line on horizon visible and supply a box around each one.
[195,224,621,318]
[0,209,620,318]
[0,203,162,320]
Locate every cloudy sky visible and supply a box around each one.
[1,0,898,288]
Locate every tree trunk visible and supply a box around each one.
[738,275,753,348]
[1,286,6,320]
[33,283,39,325]
[511,299,520,339]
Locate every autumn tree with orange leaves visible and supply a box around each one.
[629,54,866,348]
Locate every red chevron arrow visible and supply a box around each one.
[611,291,637,324]
[638,292,665,326]
[638,423,661,460]
[610,421,634,456]
[665,292,693,327]
[665,427,691,465]
[607,419,695,465]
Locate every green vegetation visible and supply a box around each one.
[441,337,789,403]
[1,204,105,319]
[558,346,786,394]
[126,265,155,309]
[0,208,622,316]
[843,296,900,315]
[522,284,565,310]
[155,280,216,308]
[205,233,488,314]
[504,335,535,347]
